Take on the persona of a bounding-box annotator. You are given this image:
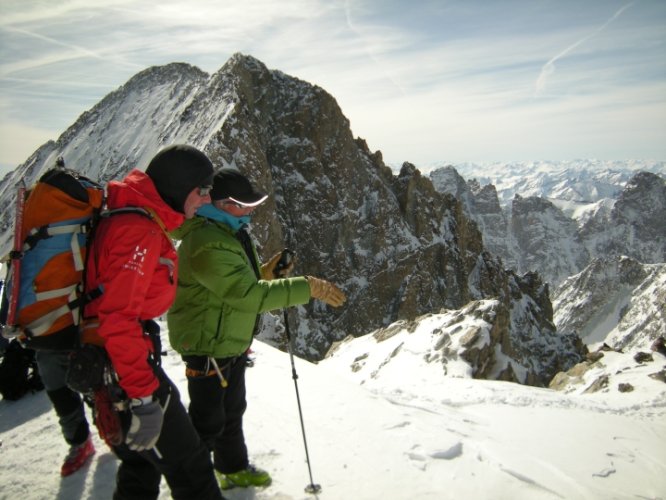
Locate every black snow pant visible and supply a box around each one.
[183,354,249,474]
[111,368,222,500]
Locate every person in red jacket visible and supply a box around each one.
[84,144,224,500]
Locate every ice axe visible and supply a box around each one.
[274,248,322,495]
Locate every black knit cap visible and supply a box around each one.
[145,144,215,213]
[211,167,268,207]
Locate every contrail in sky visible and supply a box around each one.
[344,0,407,96]
[534,2,635,96]
[0,25,143,75]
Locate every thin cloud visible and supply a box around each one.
[0,76,113,89]
[0,0,663,172]
[535,2,636,96]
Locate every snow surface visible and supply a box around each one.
[1,318,665,500]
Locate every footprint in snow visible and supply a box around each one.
[405,445,428,470]
[386,421,411,430]
[406,451,428,471]
[430,442,463,460]
[592,467,616,478]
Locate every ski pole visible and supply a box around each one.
[274,249,322,495]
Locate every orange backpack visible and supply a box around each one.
[5,165,104,340]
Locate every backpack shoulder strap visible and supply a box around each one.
[101,207,153,220]
[77,207,154,315]
[102,206,172,244]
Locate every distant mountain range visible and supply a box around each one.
[429,163,665,287]
[427,159,665,207]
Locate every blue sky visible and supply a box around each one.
[1,0,665,176]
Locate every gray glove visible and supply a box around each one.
[125,396,164,451]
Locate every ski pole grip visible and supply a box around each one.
[273,248,294,278]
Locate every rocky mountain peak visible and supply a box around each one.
[581,171,666,264]
[612,171,665,229]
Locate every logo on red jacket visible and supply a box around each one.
[123,245,148,275]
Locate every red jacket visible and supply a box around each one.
[85,169,184,398]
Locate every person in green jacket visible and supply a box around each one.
[167,167,345,491]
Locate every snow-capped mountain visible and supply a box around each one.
[0,54,584,385]
[580,172,666,265]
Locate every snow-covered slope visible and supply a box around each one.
[1,324,665,500]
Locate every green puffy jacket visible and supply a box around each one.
[167,217,311,358]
